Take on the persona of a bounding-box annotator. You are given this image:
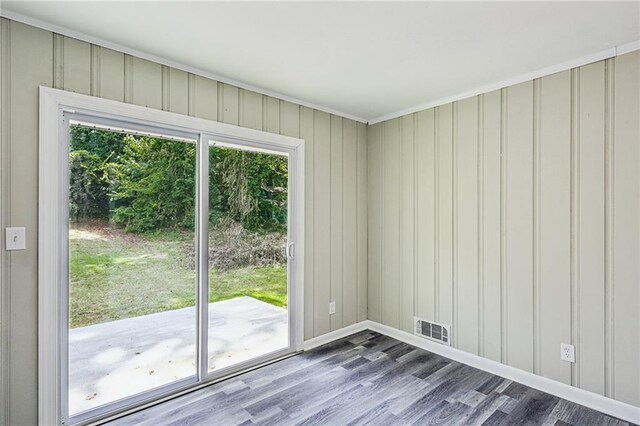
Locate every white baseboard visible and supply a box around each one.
[303,320,640,423]
[363,320,640,424]
[302,321,369,351]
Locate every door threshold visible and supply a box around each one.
[91,351,302,426]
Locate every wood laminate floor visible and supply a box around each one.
[108,331,637,426]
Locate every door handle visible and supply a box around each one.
[287,242,295,260]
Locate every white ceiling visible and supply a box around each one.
[1,1,639,123]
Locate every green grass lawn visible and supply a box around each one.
[69,222,287,328]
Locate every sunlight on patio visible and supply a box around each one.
[69,297,287,415]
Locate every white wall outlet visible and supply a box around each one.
[5,227,26,251]
[329,301,336,315]
[560,343,575,363]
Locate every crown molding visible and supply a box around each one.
[368,39,640,124]
[1,7,638,127]
[0,8,369,124]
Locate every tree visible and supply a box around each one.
[69,150,110,220]
[70,126,125,159]
[69,127,288,234]
[210,148,288,232]
[110,135,196,233]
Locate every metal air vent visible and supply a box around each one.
[414,317,451,346]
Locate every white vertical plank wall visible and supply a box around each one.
[382,118,401,329]
[576,61,606,396]
[300,106,315,340]
[455,97,479,356]
[330,115,344,331]
[415,109,436,322]
[0,18,10,426]
[481,90,502,363]
[367,52,640,407]
[0,16,638,425]
[4,20,53,426]
[367,123,382,323]
[437,104,454,330]
[342,119,358,327]
[312,111,331,336]
[504,80,535,373]
[0,19,368,424]
[611,51,639,405]
[97,46,125,103]
[400,114,415,333]
[356,122,368,323]
[538,70,571,384]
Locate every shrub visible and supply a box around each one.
[207,218,286,271]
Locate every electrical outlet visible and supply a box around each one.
[329,301,336,315]
[560,343,575,363]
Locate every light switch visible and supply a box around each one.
[6,227,26,251]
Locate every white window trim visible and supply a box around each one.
[38,86,305,426]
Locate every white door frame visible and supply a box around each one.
[38,86,304,426]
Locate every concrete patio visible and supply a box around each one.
[69,297,288,415]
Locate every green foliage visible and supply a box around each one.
[210,148,288,232]
[69,126,288,234]
[69,150,110,220]
[110,135,196,232]
[69,127,124,221]
[70,125,125,158]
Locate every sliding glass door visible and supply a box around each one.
[207,143,290,374]
[66,123,200,419]
[52,107,301,425]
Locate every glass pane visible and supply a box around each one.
[68,126,197,416]
[207,144,289,372]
